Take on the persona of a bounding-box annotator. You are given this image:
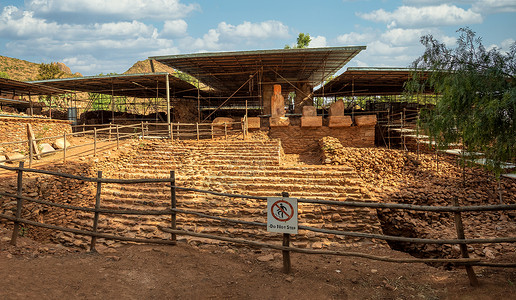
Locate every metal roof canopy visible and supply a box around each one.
[1,77,66,96]
[314,67,432,97]
[150,47,366,95]
[30,72,202,98]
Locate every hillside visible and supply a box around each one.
[0,55,81,81]
[0,55,40,81]
[124,59,176,74]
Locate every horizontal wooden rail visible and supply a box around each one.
[0,191,172,215]
[0,213,177,245]
[0,165,170,184]
[168,207,516,245]
[159,227,480,265]
[2,191,513,246]
[172,185,516,213]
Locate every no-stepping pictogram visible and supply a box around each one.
[271,200,294,222]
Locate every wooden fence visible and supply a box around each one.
[73,120,247,141]
[0,162,515,287]
[0,120,248,166]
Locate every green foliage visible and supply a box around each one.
[0,71,9,79]
[284,33,311,49]
[36,63,64,80]
[175,70,200,88]
[90,93,128,112]
[408,27,516,177]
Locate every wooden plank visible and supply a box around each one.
[26,124,40,159]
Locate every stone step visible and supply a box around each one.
[129,157,280,166]
[115,165,355,178]
[109,170,357,185]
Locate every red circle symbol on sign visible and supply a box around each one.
[271,200,294,222]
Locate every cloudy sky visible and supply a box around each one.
[1,0,514,76]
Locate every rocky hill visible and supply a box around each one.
[0,55,40,81]
[0,55,81,81]
[124,59,176,74]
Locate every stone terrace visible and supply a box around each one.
[56,139,381,249]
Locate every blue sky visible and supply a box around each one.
[1,0,515,76]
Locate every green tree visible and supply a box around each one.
[36,63,64,80]
[408,28,516,177]
[284,33,311,49]
[0,71,9,79]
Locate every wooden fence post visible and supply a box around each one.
[170,170,177,243]
[141,121,145,139]
[116,124,120,149]
[28,136,33,168]
[10,161,25,246]
[196,123,200,141]
[108,122,112,141]
[281,191,292,274]
[169,123,173,140]
[224,123,227,140]
[211,124,214,140]
[94,127,97,156]
[452,197,479,286]
[63,132,67,163]
[177,123,180,141]
[90,170,103,252]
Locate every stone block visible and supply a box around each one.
[53,137,71,149]
[5,152,25,162]
[269,117,290,127]
[355,115,377,126]
[39,143,55,156]
[329,99,345,116]
[302,106,317,117]
[328,116,352,127]
[0,155,6,165]
[301,116,322,127]
[245,117,261,129]
[271,84,285,117]
[212,117,234,127]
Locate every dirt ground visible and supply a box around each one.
[1,226,515,300]
[1,138,516,299]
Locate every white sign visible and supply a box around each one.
[267,197,298,234]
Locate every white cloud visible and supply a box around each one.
[162,19,188,37]
[471,0,516,13]
[217,21,289,39]
[381,28,424,46]
[1,5,179,74]
[186,20,289,51]
[0,6,59,38]
[334,27,457,68]
[27,0,198,21]
[336,32,374,45]
[403,0,516,14]
[358,4,483,28]
[501,38,516,50]
[309,36,327,48]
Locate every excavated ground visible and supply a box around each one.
[320,136,516,261]
[1,134,515,298]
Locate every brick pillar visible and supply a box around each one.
[262,83,274,115]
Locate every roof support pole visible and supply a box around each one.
[28,93,33,116]
[166,73,171,125]
[111,79,115,123]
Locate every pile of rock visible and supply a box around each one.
[319,136,516,259]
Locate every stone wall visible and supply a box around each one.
[269,125,376,154]
[0,117,72,153]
